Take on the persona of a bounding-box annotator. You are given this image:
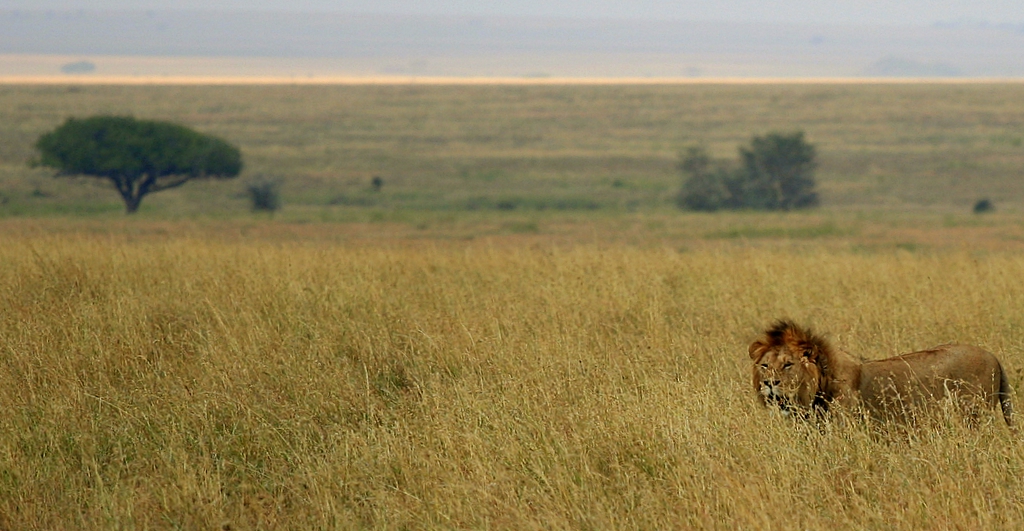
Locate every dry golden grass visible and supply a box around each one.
[1,221,1024,529]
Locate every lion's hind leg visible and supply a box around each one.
[997,364,1014,427]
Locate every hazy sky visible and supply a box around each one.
[1,0,1022,26]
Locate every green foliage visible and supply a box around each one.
[738,131,818,210]
[34,115,242,213]
[675,146,730,211]
[678,132,818,212]
[973,198,994,214]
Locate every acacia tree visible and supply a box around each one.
[35,116,242,213]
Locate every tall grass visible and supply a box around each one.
[1,228,1023,528]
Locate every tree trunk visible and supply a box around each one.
[125,195,142,214]
[113,174,147,214]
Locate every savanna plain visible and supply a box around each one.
[4,83,1024,529]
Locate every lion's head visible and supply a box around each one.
[748,320,834,415]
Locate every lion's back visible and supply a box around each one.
[858,344,1004,415]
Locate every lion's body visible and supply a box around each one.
[749,321,1014,425]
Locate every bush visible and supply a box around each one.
[973,199,994,214]
[676,147,730,211]
[246,176,281,212]
[677,132,819,212]
[738,131,818,210]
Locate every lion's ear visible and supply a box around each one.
[749,340,766,360]
[802,345,818,362]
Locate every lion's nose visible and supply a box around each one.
[768,380,780,387]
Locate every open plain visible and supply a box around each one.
[2,83,1024,529]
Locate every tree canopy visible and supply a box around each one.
[737,131,818,210]
[35,116,242,213]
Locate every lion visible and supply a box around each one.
[748,320,1014,425]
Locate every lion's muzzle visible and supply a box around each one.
[760,379,781,398]
[760,380,793,413]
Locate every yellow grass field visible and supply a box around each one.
[2,220,1024,529]
[4,80,1024,528]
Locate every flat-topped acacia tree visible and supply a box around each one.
[35,116,242,213]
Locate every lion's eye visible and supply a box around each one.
[760,364,769,370]
[782,362,793,370]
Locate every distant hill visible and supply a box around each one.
[2,10,1024,77]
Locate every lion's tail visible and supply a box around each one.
[998,362,1015,427]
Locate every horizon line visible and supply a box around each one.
[3,75,1024,86]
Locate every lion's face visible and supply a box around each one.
[749,339,823,415]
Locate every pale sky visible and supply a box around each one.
[1,0,1021,26]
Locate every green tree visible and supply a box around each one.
[676,132,818,212]
[35,116,242,213]
[737,131,818,210]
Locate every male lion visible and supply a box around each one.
[748,320,1014,425]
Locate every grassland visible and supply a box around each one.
[3,82,1024,528]
[2,83,1024,219]
[1,224,1023,529]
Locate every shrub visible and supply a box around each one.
[676,147,730,211]
[737,131,818,210]
[973,199,994,214]
[677,132,818,211]
[246,176,282,212]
